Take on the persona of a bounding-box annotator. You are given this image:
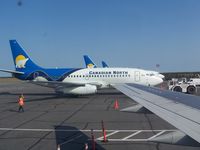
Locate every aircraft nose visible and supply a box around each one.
[155,77,163,85]
[150,76,163,86]
[157,74,165,79]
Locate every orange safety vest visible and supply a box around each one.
[18,98,24,106]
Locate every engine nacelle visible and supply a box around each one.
[55,84,97,95]
[33,76,48,81]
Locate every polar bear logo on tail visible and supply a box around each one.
[15,55,29,68]
[87,63,95,69]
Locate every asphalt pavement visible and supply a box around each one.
[0,78,199,150]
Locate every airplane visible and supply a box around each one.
[0,40,163,95]
[113,83,200,146]
[83,55,165,79]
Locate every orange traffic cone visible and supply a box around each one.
[101,120,108,142]
[114,100,119,110]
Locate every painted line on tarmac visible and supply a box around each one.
[0,128,178,142]
[122,130,142,140]
[97,131,119,140]
[0,128,176,132]
[147,130,166,140]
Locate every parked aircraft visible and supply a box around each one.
[83,55,164,78]
[0,40,163,95]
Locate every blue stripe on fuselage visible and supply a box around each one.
[14,68,82,81]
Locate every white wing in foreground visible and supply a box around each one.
[113,83,200,145]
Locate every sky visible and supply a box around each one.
[1,0,200,76]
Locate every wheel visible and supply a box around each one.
[187,85,196,94]
[173,86,182,92]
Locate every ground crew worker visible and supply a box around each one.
[18,95,24,112]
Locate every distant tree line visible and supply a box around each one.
[162,72,200,80]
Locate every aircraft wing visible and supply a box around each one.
[28,80,103,88]
[28,80,84,88]
[0,69,24,75]
[113,83,200,143]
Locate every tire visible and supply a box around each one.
[173,86,182,92]
[187,85,196,94]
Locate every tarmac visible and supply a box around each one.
[0,78,200,150]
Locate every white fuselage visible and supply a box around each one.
[62,67,163,88]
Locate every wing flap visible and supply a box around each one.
[113,83,200,143]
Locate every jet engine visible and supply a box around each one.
[55,84,97,95]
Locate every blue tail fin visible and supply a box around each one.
[83,55,97,68]
[9,40,41,71]
[102,61,109,68]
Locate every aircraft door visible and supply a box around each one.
[134,71,140,82]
